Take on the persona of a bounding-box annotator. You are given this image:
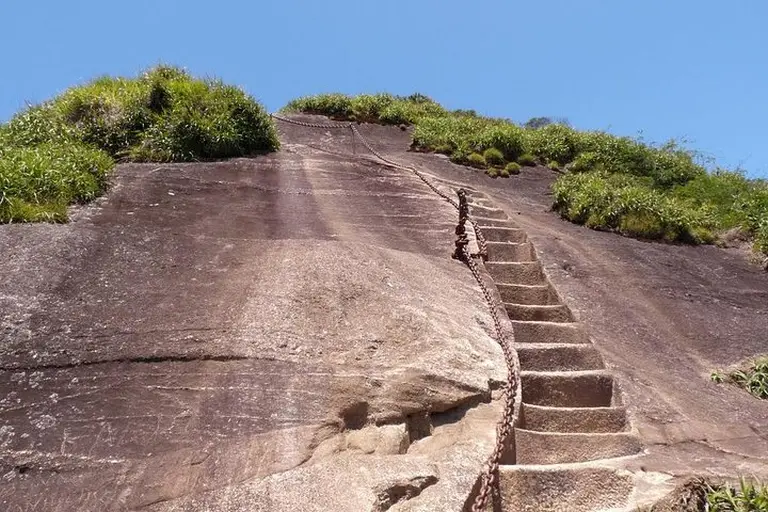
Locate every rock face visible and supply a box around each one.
[0,125,505,510]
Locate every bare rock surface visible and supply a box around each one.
[377,124,768,488]
[0,121,505,511]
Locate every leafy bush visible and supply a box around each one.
[505,162,522,175]
[486,168,498,178]
[517,153,536,166]
[548,160,562,171]
[467,153,487,168]
[1,65,278,222]
[483,147,505,166]
[498,168,510,178]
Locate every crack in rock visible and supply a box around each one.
[372,475,439,511]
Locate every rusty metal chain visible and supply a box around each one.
[271,116,517,510]
[453,190,518,512]
[271,113,353,130]
[348,125,489,257]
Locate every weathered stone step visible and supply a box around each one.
[474,225,526,242]
[469,204,508,220]
[505,303,573,322]
[485,262,545,286]
[522,403,628,433]
[497,284,557,305]
[515,429,642,465]
[485,241,536,262]
[521,370,617,407]
[512,321,590,345]
[498,463,634,512]
[516,343,604,372]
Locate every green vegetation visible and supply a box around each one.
[467,153,487,168]
[707,479,768,511]
[712,358,768,399]
[505,162,522,175]
[650,477,768,511]
[285,93,768,259]
[1,65,278,222]
[483,147,504,166]
[517,153,537,166]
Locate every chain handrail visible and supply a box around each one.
[270,112,353,130]
[271,115,517,509]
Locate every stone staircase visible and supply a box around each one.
[468,199,643,512]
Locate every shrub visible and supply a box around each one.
[524,123,580,164]
[467,152,487,168]
[486,168,498,178]
[505,162,522,175]
[498,168,510,178]
[1,65,279,222]
[483,147,505,166]
[548,160,561,170]
[569,152,601,173]
[517,153,536,166]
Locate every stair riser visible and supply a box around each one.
[522,404,628,433]
[522,373,616,407]
[505,304,573,322]
[470,205,508,219]
[498,466,634,512]
[486,242,536,262]
[485,263,545,286]
[512,321,590,345]
[517,346,604,372]
[498,284,558,305]
[514,430,642,465]
[476,226,527,241]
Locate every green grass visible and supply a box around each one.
[284,93,768,259]
[483,147,505,166]
[505,162,522,175]
[0,65,278,223]
[713,358,768,400]
[517,153,537,166]
[653,478,768,511]
[707,478,768,511]
[467,153,487,168]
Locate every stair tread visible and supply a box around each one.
[516,342,596,349]
[516,428,636,438]
[521,369,612,377]
[523,403,626,412]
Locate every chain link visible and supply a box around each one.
[273,115,518,510]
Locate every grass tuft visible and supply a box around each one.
[483,147,505,166]
[517,153,537,166]
[467,152,487,168]
[505,162,522,175]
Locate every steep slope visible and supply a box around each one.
[0,124,506,511]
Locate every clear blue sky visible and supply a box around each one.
[2,0,766,177]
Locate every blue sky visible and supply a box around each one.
[2,0,766,177]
